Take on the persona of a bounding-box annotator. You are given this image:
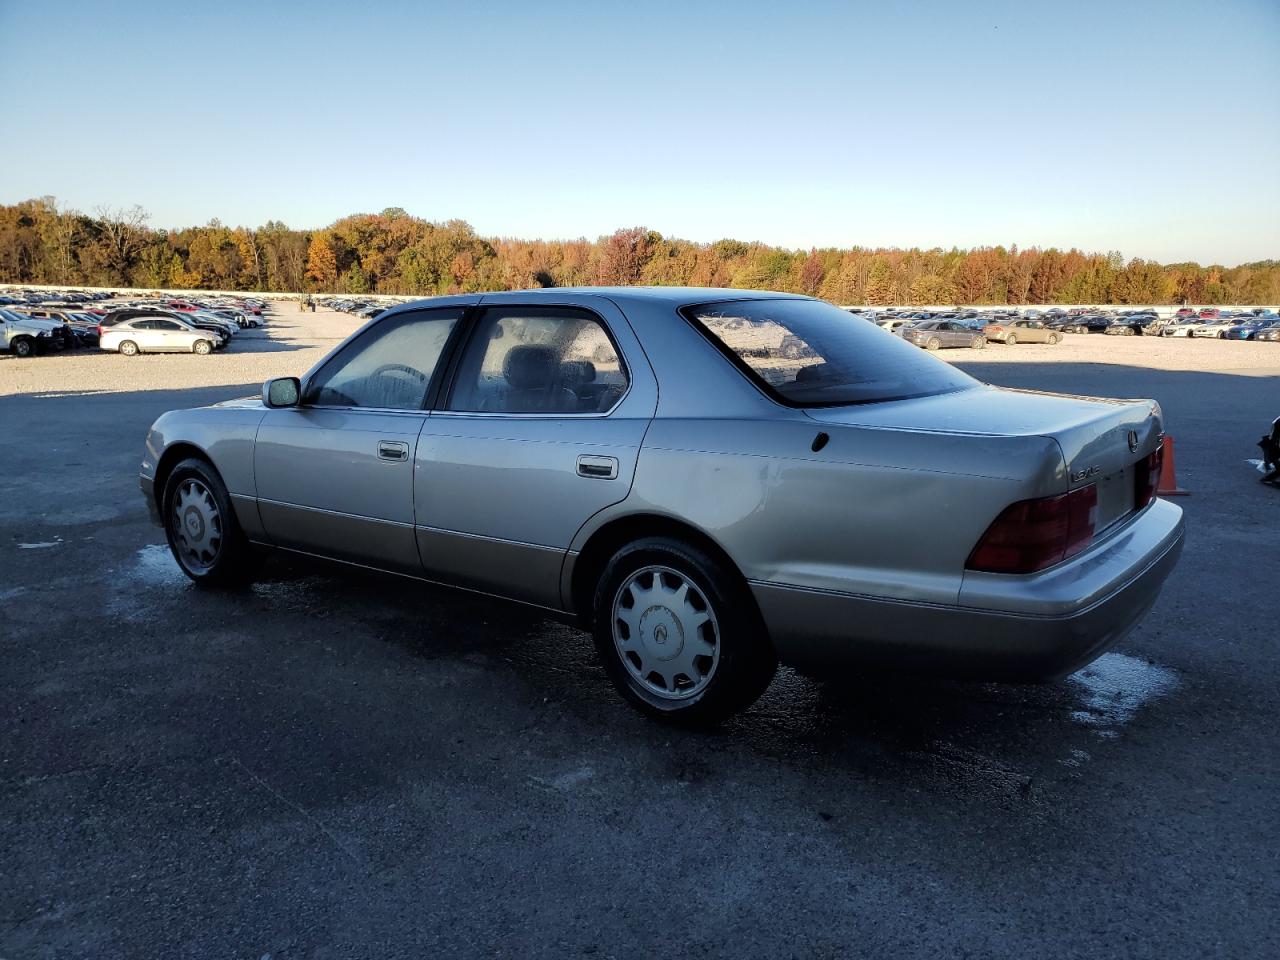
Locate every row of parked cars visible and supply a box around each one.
[0,290,270,357]
[850,306,1280,349]
[318,297,406,320]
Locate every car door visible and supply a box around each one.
[150,318,188,351]
[254,305,468,572]
[124,319,162,351]
[414,296,658,608]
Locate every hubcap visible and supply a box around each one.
[171,478,222,572]
[612,565,720,700]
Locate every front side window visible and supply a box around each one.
[683,298,978,407]
[306,307,463,410]
[447,306,628,414]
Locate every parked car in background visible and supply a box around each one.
[1104,314,1158,336]
[139,288,1183,723]
[987,319,1062,344]
[905,319,987,350]
[100,315,222,355]
[1256,324,1280,342]
[0,308,63,356]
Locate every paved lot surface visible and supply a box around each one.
[3,306,1278,959]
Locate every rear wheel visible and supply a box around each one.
[162,458,259,586]
[970,336,984,349]
[118,340,139,356]
[193,339,212,355]
[592,537,777,725]
[1047,333,1060,344]
[10,336,35,358]
[1006,333,1018,345]
[926,337,941,351]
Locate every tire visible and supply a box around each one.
[970,336,984,349]
[10,336,35,358]
[1124,327,1135,336]
[926,337,941,351]
[1006,334,1018,345]
[591,537,777,725]
[162,457,259,587]
[1047,333,1060,344]
[193,339,212,355]
[119,340,139,356]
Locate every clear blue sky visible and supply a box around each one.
[1,0,1277,265]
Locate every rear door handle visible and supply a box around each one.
[577,455,618,480]
[378,440,409,462]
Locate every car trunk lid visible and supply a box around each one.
[805,385,1163,530]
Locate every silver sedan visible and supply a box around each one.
[140,289,1184,723]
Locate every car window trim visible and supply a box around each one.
[300,304,474,412]
[434,302,632,418]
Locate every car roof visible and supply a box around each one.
[479,286,813,307]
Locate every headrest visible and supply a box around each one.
[794,362,828,383]
[504,345,559,390]
[560,360,596,387]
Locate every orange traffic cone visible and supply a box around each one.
[1157,435,1189,496]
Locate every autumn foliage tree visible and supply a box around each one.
[304,233,338,291]
[0,197,1274,305]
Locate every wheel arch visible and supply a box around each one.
[152,441,216,513]
[566,512,756,628]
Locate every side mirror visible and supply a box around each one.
[263,376,300,408]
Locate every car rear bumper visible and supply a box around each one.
[751,498,1184,680]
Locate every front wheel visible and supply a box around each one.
[10,336,35,358]
[1047,333,1060,344]
[592,538,777,725]
[193,339,212,355]
[1124,327,1135,336]
[1006,334,1018,345]
[162,458,259,586]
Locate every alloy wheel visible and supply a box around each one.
[172,478,223,573]
[612,565,720,701]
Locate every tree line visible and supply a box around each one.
[1,197,1276,305]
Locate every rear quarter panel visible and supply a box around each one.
[576,416,1065,608]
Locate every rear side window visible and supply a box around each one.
[683,298,977,407]
[447,306,629,414]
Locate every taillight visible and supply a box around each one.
[1135,444,1163,510]
[966,485,1098,574]
[96,325,104,337]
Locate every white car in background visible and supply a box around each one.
[100,316,223,355]
[1188,316,1236,338]
[0,308,62,356]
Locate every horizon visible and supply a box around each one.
[1,1,1277,265]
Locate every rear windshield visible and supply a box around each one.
[682,298,978,406]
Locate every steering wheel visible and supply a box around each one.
[370,363,427,383]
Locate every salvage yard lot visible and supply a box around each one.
[2,305,1278,958]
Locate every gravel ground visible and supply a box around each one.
[0,305,359,397]
[2,306,1278,397]
[3,302,1279,959]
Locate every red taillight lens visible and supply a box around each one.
[1135,445,1163,510]
[967,485,1098,574]
[96,325,103,337]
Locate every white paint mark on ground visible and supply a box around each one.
[17,538,63,549]
[0,586,28,601]
[529,766,596,793]
[1068,652,1178,733]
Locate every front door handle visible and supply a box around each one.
[378,440,409,462]
[577,455,618,480]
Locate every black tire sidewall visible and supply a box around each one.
[162,458,252,586]
[591,537,776,725]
